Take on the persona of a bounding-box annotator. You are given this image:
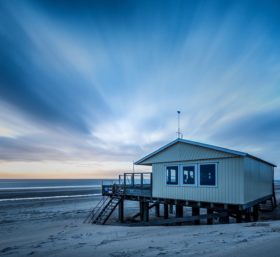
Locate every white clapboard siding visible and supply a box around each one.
[152,157,244,204]
[244,157,273,203]
[140,142,235,165]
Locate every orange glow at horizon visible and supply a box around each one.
[0,161,151,179]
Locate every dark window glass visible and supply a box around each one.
[166,166,178,184]
[183,166,195,185]
[200,164,216,186]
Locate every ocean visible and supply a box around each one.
[1,179,279,202]
[0,179,117,202]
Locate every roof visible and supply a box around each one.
[134,138,276,167]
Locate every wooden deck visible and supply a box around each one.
[102,172,152,197]
[94,172,277,225]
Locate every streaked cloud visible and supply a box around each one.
[0,0,279,178]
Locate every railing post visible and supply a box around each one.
[164,203,169,219]
[132,173,134,187]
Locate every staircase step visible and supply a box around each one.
[89,197,121,225]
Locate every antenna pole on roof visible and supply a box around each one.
[132,160,135,173]
[177,111,183,139]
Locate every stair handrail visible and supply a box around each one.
[84,197,103,223]
[101,197,121,224]
[88,196,112,223]
[93,196,119,223]
[84,196,109,223]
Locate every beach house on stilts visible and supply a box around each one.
[86,138,276,225]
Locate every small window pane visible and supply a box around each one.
[200,164,216,186]
[166,166,178,184]
[183,166,195,184]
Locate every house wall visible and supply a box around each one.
[152,157,245,205]
[244,157,274,203]
[140,142,234,165]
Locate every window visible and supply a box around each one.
[199,164,216,186]
[183,166,196,185]
[166,166,178,185]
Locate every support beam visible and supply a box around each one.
[192,207,200,225]
[164,203,169,219]
[224,213,230,224]
[253,205,259,222]
[144,202,149,222]
[207,209,213,224]
[140,201,144,222]
[118,198,124,223]
[155,203,160,217]
[245,209,251,222]
[236,211,242,223]
[176,205,183,218]
[219,211,230,224]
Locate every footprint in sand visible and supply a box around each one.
[1,246,18,253]
[157,252,168,256]
[271,227,280,232]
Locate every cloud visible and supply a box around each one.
[0,0,280,177]
[0,1,111,134]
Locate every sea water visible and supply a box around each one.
[0,179,117,201]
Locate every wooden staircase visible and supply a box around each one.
[85,196,121,225]
[259,183,277,212]
[258,198,274,212]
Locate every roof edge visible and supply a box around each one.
[134,139,179,165]
[134,138,276,167]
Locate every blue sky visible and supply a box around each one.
[0,0,279,179]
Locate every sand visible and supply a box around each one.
[1,195,280,257]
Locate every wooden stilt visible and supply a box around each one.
[118,198,124,223]
[207,209,213,224]
[155,203,160,217]
[144,202,149,222]
[140,201,144,222]
[164,203,169,219]
[176,205,183,218]
[192,207,200,225]
[253,205,259,221]
[224,213,230,224]
[236,211,242,223]
[245,209,251,222]
[219,211,230,224]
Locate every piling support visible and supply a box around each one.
[155,203,160,217]
[192,207,200,225]
[176,205,183,218]
[245,209,251,222]
[164,203,169,219]
[118,198,124,223]
[207,209,213,225]
[139,201,144,222]
[144,201,149,222]
[236,211,242,223]
[253,205,259,222]
[224,213,230,224]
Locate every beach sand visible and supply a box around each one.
[1,194,280,257]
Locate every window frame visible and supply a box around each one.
[166,165,179,185]
[182,164,197,187]
[198,163,218,187]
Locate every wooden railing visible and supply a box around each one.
[102,172,152,197]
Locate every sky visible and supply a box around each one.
[0,0,279,179]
